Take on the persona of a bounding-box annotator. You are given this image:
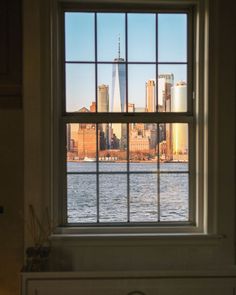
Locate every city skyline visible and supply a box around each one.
[65,12,187,112]
[65,12,188,161]
[67,79,188,162]
[67,73,187,113]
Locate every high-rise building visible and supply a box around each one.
[111,58,126,114]
[158,73,174,112]
[171,81,187,112]
[171,82,188,160]
[98,84,109,149]
[158,74,174,160]
[146,79,156,112]
[110,41,126,140]
[98,84,109,112]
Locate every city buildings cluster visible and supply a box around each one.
[67,54,188,162]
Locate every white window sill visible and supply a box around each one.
[50,231,225,246]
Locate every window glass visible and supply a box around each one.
[65,12,95,61]
[158,13,187,62]
[64,10,192,227]
[128,13,156,62]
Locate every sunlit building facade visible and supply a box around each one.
[98,84,109,149]
[171,82,188,160]
[111,57,126,140]
[98,84,109,112]
[158,74,174,160]
[146,79,156,112]
[158,73,174,111]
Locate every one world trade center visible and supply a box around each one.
[110,39,126,141]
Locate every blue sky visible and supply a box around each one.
[65,12,187,111]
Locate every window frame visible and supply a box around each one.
[52,0,206,236]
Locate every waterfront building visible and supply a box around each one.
[158,74,174,160]
[77,124,97,159]
[171,82,188,160]
[129,128,150,152]
[98,84,109,148]
[70,123,79,151]
[146,79,156,112]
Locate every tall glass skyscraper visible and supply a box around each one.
[111,57,126,113]
[110,43,126,140]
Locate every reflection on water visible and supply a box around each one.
[67,162,189,223]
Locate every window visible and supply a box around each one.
[57,4,197,233]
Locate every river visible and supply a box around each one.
[67,162,189,223]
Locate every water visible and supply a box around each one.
[67,162,189,224]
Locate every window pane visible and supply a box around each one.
[97,13,125,62]
[67,175,97,223]
[98,63,126,113]
[111,62,126,112]
[130,174,158,222]
[99,123,127,172]
[65,13,95,61]
[128,65,156,112]
[158,13,187,62]
[66,64,96,112]
[158,123,189,166]
[97,63,126,113]
[160,174,189,221]
[99,174,127,222]
[128,13,156,62]
[129,123,158,171]
[158,65,187,112]
[67,123,97,171]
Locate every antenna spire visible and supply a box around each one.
[118,34,120,58]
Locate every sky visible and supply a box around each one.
[65,12,187,112]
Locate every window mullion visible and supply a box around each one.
[62,113,194,124]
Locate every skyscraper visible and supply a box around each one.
[110,39,126,140]
[158,73,174,160]
[146,79,156,112]
[98,84,109,149]
[158,73,174,111]
[111,58,126,113]
[98,84,109,112]
[171,81,188,159]
[171,81,187,112]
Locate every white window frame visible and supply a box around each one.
[48,0,211,237]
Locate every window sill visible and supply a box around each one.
[50,230,225,246]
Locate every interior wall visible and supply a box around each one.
[0,0,235,294]
[0,110,24,295]
[48,0,236,271]
[0,1,24,295]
